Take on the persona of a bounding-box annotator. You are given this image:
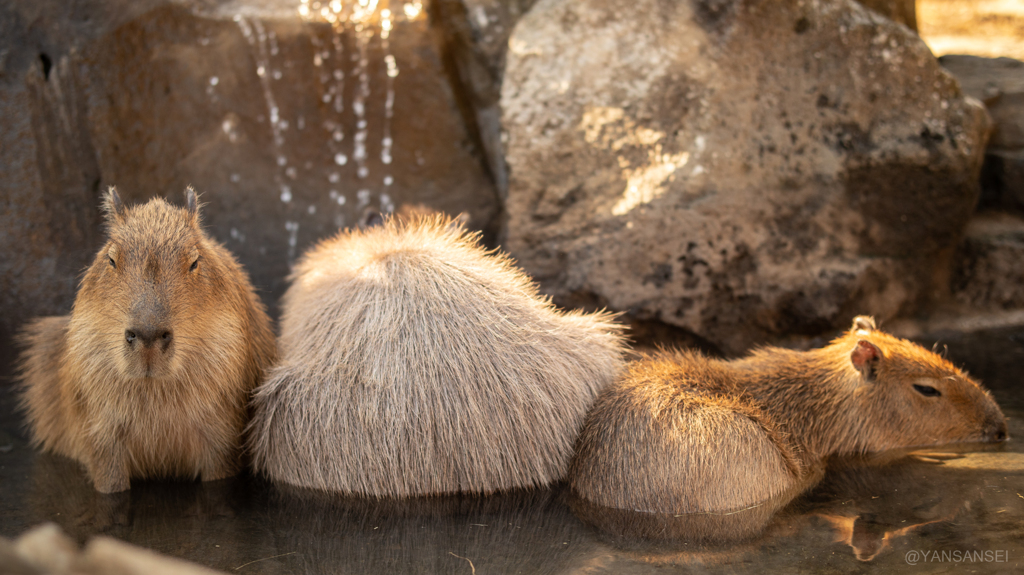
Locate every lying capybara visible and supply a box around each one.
[248,213,626,497]
[17,187,276,493]
[569,316,1007,521]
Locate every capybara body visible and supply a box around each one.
[17,187,276,493]
[248,214,626,497]
[569,317,1007,518]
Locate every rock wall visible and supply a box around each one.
[501,0,989,353]
[0,0,499,350]
[0,0,1012,358]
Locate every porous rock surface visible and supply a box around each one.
[501,0,990,353]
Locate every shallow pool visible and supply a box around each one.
[1,326,1021,574]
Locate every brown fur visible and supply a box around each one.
[569,316,1007,516]
[248,213,627,497]
[17,187,276,493]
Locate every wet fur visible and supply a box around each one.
[248,214,627,497]
[17,188,276,493]
[570,318,1008,515]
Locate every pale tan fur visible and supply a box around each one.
[17,187,276,493]
[248,214,627,497]
[569,317,1007,517]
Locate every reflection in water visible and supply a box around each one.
[798,448,1004,562]
[565,442,1017,569]
[566,465,824,545]
[252,484,608,575]
[2,368,1021,573]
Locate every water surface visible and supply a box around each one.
[1,327,1021,573]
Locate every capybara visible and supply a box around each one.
[17,187,276,493]
[248,213,626,497]
[569,316,1007,520]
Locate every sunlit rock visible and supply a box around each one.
[501,0,990,353]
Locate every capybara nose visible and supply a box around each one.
[126,327,172,349]
[984,420,1009,443]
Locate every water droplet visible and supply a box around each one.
[230,173,241,183]
[273,70,283,80]
[357,189,371,206]
[357,166,369,178]
[297,116,305,130]
[334,153,348,165]
[381,193,394,213]
[281,186,293,203]
[357,120,367,130]
[333,129,344,142]
[336,194,346,206]
[277,156,288,166]
[257,66,266,77]
[322,94,332,103]
[210,76,219,86]
[384,175,394,186]
[308,205,317,215]
[382,137,393,147]
[333,69,344,81]
[286,166,298,179]
[329,172,340,183]
[279,120,289,130]
[314,53,323,67]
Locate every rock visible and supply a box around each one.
[856,0,916,32]
[940,55,1024,212]
[940,55,1024,149]
[980,149,1024,211]
[433,0,539,196]
[0,0,499,346]
[1,523,227,575]
[951,212,1024,310]
[501,0,990,354]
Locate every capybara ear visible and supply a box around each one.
[184,186,201,224]
[852,315,876,333]
[103,186,125,225]
[851,339,881,381]
[359,208,385,229]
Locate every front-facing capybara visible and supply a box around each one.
[569,316,1007,522]
[17,187,276,493]
[248,213,627,497]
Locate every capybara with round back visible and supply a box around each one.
[248,213,627,497]
[17,187,276,493]
[570,316,1007,522]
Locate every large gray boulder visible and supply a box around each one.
[0,0,499,348]
[501,0,990,353]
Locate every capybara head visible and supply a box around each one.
[843,316,1007,450]
[75,187,235,379]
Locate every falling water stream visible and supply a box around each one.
[234,0,422,260]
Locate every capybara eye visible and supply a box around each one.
[189,257,199,272]
[108,256,116,269]
[913,384,941,397]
